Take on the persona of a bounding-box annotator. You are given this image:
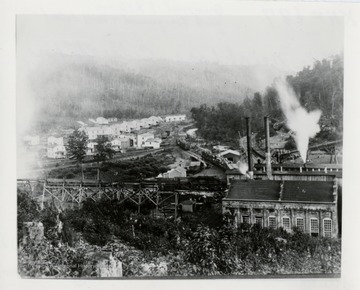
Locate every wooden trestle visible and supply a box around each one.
[17,179,218,218]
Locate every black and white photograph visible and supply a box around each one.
[1,1,357,285]
[15,14,345,279]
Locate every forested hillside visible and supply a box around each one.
[191,55,343,146]
[24,54,288,132]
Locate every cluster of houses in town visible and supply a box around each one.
[22,114,187,159]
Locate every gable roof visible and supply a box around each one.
[218,150,241,157]
[225,180,334,203]
[138,132,154,138]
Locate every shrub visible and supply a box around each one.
[17,190,41,242]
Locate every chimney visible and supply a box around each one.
[279,181,284,201]
[264,116,273,180]
[246,117,254,177]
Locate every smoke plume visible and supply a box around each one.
[275,78,321,162]
[237,161,250,178]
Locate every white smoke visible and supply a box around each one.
[237,161,250,178]
[275,78,321,162]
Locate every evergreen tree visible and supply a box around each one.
[94,136,115,180]
[67,130,89,180]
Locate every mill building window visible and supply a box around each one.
[255,216,263,227]
[242,215,250,224]
[268,216,277,229]
[296,218,305,232]
[323,219,332,238]
[282,217,291,231]
[310,218,319,237]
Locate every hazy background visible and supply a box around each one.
[16,15,344,135]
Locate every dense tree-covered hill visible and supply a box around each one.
[191,54,343,146]
[22,54,289,132]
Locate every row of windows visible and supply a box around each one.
[241,216,333,237]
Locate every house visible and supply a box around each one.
[120,137,133,149]
[111,138,123,152]
[222,179,339,238]
[162,166,187,178]
[112,122,131,134]
[107,117,118,123]
[47,136,64,146]
[47,144,66,159]
[87,142,98,155]
[184,161,201,170]
[143,138,162,149]
[186,128,198,138]
[148,116,163,125]
[96,117,109,125]
[127,120,141,132]
[137,132,155,148]
[139,119,152,129]
[164,115,186,122]
[218,150,241,164]
[213,145,230,153]
[81,126,114,140]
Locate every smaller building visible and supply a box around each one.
[96,117,109,125]
[82,126,114,140]
[162,167,187,178]
[107,117,118,123]
[137,132,155,148]
[47,144,66,159]
[87,141,98,155]
[139,118,152,129]
[47,136,64,146]
[127,120,142,132]
[111,138,123,152]
[218,150,241,164]
[164,115,186,122]
[148,116,163,125]
[143,138,162,149]
[213,145,230,153]
[116,136,132,149]
[112,122,131,134]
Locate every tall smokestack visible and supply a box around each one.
[264,116,273,180]
[246,117,253,178]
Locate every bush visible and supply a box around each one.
[17,190,41,242]
[18,191,341,277]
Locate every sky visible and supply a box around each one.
[17,15,344,73]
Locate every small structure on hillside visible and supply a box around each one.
[137,132,155,148]
[143,138,162,149]
[161,167,187,178]
[47,144,67,159]
[164,114,186,122]
[213,145,230,153]
[218,150,241,164]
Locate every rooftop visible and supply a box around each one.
[225,168,341,178]
[218,150,241,157]
[224,180,335,203]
